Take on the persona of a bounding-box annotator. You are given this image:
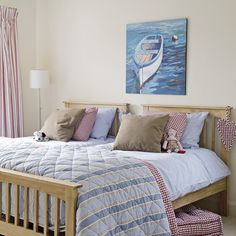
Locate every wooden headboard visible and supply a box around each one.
[63,101,129,136]
[63,101,128,112]
[142,104,233,165]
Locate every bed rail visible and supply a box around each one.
[0,168,81,236]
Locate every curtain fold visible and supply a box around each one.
[0,6,23,137]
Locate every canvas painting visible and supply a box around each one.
[126,18,187,95]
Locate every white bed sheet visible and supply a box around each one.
[113,148,231,201]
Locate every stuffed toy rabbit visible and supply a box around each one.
[162,128,184,153]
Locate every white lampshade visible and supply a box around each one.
[30,70,49,89]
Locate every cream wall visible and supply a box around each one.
[0,0,38,135]
[35,0,236,110]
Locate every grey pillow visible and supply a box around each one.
[41,109,85,141]
[180,112,208,148]
[113,115,169,153]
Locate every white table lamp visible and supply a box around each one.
[30,70,49,129]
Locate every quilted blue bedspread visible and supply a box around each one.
[0,137,176,235]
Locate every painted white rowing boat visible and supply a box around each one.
[133,35,164,88]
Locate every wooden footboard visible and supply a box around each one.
[0,168,81,236]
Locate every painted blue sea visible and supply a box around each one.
[126,18,187,95]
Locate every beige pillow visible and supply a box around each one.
[41,109,85,141]
[113,115,169,153]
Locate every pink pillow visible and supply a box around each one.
[73,107,98,141]
[144,112,187,141]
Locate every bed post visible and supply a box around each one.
[65,186,79,236]
[219,144,229,216]
[219,190,228,216]
[218,106,232,217]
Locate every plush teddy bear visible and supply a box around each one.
[162,128,184,153]
[33,131,49,142]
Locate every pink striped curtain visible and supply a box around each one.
[0,6,23,137]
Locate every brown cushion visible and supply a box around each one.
[41,109,85,141]
[113,115,169,152]
[108,109,119,136]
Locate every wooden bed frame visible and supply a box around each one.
[143,104,232,216]
[0,101,231,236]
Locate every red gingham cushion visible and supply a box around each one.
[175,205,223,236]
[165,113,187,141]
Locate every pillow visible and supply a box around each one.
[41,109,85,142]
[119,112,131,123]
[144,112,187,141]
[113,115,169,152]
[180,112,208,148]
[108,109,120,137]
[90,108,116,139]
[164,113,187,141]
[108,111,130,137]
[73,107,98,141]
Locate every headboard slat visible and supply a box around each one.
[63,101,128,113]
[211,117,216,151]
